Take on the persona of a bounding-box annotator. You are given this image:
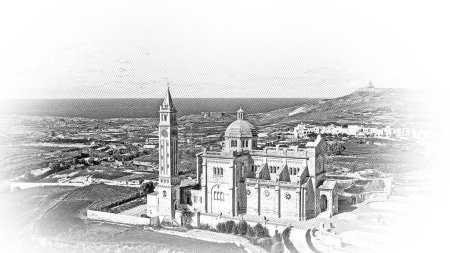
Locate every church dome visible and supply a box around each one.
[225,119,257,138]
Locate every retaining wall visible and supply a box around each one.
[8,182,86,191]
[87,210,158,226]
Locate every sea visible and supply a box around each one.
[0,98,318,119]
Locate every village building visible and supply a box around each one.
[147,88,338,223]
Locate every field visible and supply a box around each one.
[0,184,139,236]
[0,146,50,180]
[327,140,424,176]
[0,184,245,253]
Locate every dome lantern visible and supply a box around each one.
[237,107,245,121]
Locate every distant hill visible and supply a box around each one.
[252,87,427,127]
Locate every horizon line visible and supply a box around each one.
[0,97,326,100]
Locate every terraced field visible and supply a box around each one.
[0,146,49,179]
[327,142,423,175]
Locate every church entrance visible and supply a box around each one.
[320,195,327,212]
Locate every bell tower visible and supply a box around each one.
[157,85,180,220]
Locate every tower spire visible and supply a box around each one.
[161,82,176,111]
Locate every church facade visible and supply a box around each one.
[147,88,338,222]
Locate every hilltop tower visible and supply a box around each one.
[157,86,180,220]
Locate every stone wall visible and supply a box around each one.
[205,158,234,216]
[87,210,158,226]
[8,182,85,191]
[245,184,259,215]
[280,187,299,219]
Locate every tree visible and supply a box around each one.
[327,142,346,156]
[23,172,35,182]
[307,132,318,139]
[179,205,194,227]
[139,182,154,195]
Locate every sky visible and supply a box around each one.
[0,0,448,99]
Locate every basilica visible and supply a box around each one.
[147,87,338,223]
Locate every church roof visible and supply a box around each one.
[224,119,258,138]
[319,180,337,190]
[180,178,198,188]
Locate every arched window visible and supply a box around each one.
[220,168,223,176]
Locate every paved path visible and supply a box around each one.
[151,228,266,253]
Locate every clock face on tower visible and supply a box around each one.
[161,129,168,138]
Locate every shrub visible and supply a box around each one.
[272,230,282,243]
[224,220,236,234]
[198,223,215,231]
[281,227,291,241]
[282,227,299,253]
[254,223,269,238]
[246,226,256,237]
[216,222,227,233]
[161,221,173,227]
[237,221,248,235]
[232,224,239,234]
[270,242,284,253]
[248,237,258,245]
[256,237,273,251]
